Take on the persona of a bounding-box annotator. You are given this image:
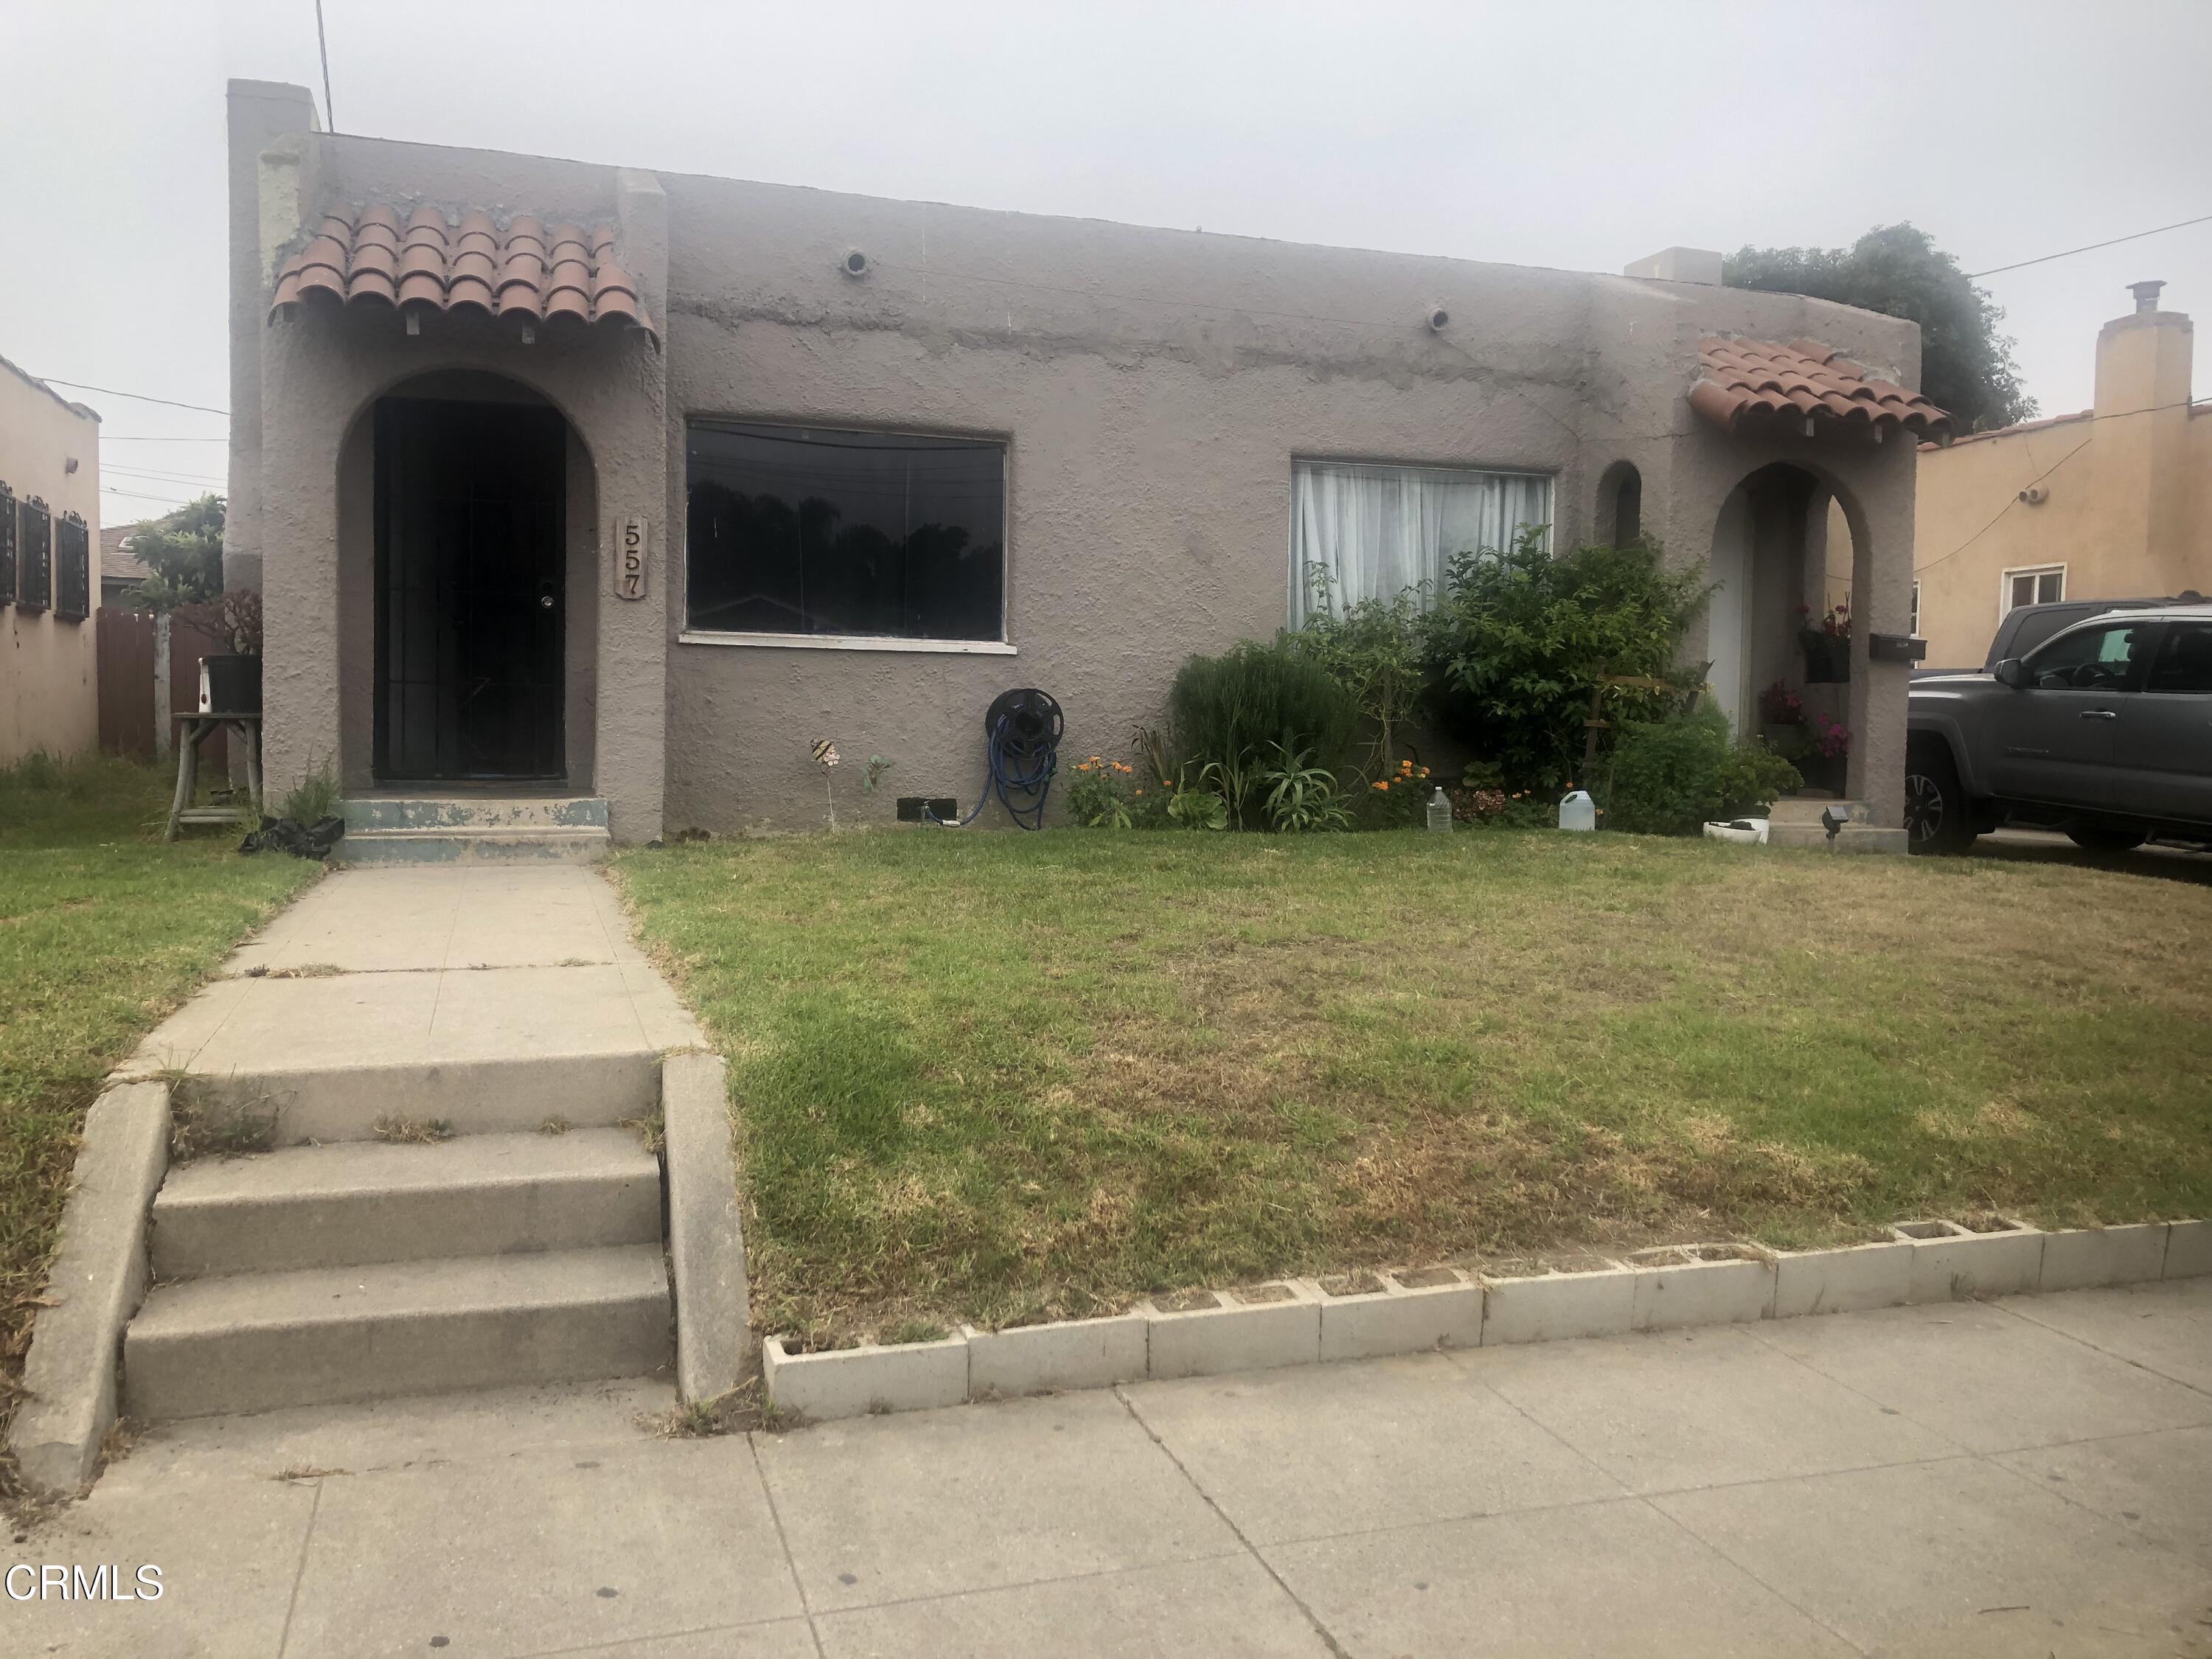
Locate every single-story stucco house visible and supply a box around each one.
[225,79,1948,851]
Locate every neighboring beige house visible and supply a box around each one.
[1910,282,2206,669]
[1,352,100,766]
[226,80,1947,841]
[101,521,150,606]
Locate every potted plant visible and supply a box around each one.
[183,588,264,715]
[1805,714,1850,794]
[1756,680,1806,750]
[1798,601,1851,684]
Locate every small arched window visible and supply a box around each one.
[1597,462,1642,548]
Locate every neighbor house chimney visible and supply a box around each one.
[1623,248,1724,285]
[2092,283,2194,595]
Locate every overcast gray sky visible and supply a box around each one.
[7,0,2207,527]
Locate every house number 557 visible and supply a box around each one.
[615,517,650,601]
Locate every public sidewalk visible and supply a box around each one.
[15,1277,2211,1658]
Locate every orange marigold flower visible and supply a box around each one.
[1371,781,1387,791]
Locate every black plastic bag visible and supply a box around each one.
[240,815,346,859]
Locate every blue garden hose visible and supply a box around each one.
[929,688,1063,830]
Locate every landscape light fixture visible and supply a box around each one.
[1820,804,1851,847]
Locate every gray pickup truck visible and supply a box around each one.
[1904,602,2212,854]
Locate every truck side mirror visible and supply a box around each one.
[1992,657,2031,689]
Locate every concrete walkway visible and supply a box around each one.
[122,864,703,1086]
[19,1279,2211,1658]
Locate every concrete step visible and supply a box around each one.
[150,1129,662,1279]
[344,797,609,832]
[124,1245,672,1419]
[182,1051,662,1146]
[338,826,611,867]
[1770,821,1908,854]
[1767,797,1871,827]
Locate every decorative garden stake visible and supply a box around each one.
[813,737,841,830]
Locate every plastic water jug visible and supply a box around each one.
[1426,787,1453,833]
[1558,790,1596,832]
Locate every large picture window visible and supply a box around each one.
[1290,460,1551,622]
[686,422,1006,642]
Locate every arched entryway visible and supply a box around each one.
[1705,462,1857,737]
[335,370,599,787]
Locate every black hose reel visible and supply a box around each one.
[929,688,1063,830]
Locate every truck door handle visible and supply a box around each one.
[2079,709,2118,720]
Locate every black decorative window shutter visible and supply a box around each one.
[54,512,90,621]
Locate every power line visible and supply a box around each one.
[1968,212,2212,279]
[1910,394,2202,576]
[103,463,226,485]
[32,378,229,417]
[101,434,230,442]
[316,0,336,131]
[103,485,204,507]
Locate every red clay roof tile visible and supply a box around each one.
[271,205,656,343]
[1691,336,1950,444]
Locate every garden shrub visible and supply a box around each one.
[1601,704,1801,835]
[1168,639,1357,828]
[1423,529,1709,792]
[1290,585,1427,779]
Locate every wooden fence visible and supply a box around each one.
[96,608,228,771]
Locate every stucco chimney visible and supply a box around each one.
[1624,248,1724,285]
[2091,285,2193,594]
[2096,283,2191,419]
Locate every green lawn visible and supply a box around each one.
[0,757,318,1418]
[615,828,2212,1346]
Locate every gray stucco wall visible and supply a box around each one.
[233,90,1924,837]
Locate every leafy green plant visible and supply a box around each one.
[1164,766,1229,831]
[1259,743,1352,833]
[1423,529,1709,793]
[1066,755,1135,829]
[1168,639,1357,828]
[1292,579,1429,779]
[1599,704,1802,835]
[1351,757,1437,830]
[274,761,340,825]
[860,754,895,794]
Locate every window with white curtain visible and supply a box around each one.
[1289,460,1551,622]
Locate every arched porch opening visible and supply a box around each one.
[1705,461,1860,744]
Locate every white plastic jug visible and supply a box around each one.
[1558,790,1596,832]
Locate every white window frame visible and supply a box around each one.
[1999,563,2065,620]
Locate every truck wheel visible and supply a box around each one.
[1904,742,1975,855]
[2067,825,2148,854]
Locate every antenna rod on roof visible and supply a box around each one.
[315,0,335,131]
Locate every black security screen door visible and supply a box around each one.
[375,397,566,780]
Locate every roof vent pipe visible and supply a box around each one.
[2130,279,2166,314]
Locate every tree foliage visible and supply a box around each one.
[126,493,226,612]
[1725,223,2034,433]
[1422,530,1710,791]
